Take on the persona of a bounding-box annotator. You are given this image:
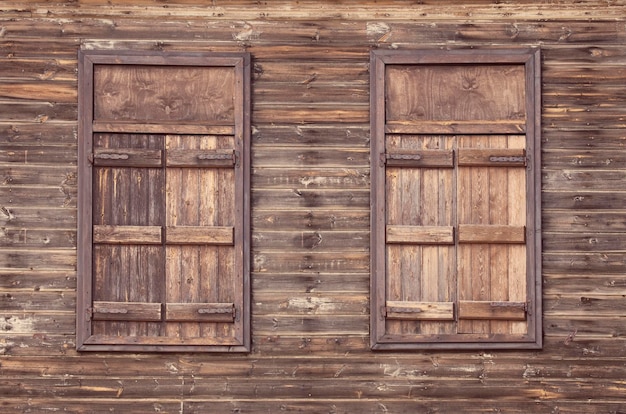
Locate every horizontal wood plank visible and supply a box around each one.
[386,301,455,321]
[92,148,162,167]
[92,121,234,135]
[458,301,527,321]
[386,225,455,244]
[385,120,525,135]
[457,225,526,244]
[91,301,162,321]
[165,226,234,245]
[93,225,162,244]
[384,149,454,168]
[166,149,235,168]
[457,148,526,167]
[165,302,235,323]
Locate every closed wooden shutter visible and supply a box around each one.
[77,51,250,352]
[371,49,541,350]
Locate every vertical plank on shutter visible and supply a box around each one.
[487,135,510,335]
[384,134,403,336]
[198,134,219,340]
[457,135,491,335]
[419,135,455,335]
[457,135,528,336]
[508,135,528,335]
[216,134,237,340]
[165,135,183,339]
[92,133,165,339]
[165,134,238,341]
[385,135,455,337]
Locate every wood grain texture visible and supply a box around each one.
[1,0,625,411]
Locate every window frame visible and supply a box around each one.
[76,50,251,352]
[370,48,542,350]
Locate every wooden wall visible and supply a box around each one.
[1,1,626,412]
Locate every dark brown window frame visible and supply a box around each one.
[77,50,251,352]
[370,48,542,350]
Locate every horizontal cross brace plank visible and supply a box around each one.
[93,225,162,244]
[166,226,234,245]
[458,301,527,321]
[166,149,236,168]
[458,148,527,167]
[91,301,162,321]
[165,303,236,323]
[92,148,163,167]
[458,225,526,244]
[385,120,525,135]
[386,225,455,244]
[92,121,235,135]
[386,301,455,321]
[384,149,454,168]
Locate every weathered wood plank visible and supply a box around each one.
[253,209,369,231]
[254,315,368,336]
[252,230,368,252]
[0,58,77,82]
[0,207,76,229]
[544,252,626,274]
[0,248,75,270]
[543,151,626,168]
[0,269,75,290]
[254,293,368,315]
[165,226,234,245]
[253,251,368,273]
[253,148,368,167]
[252,189,370,209]
[0,102,77,123]
[542,129,626,150]
[544,211,626,233]
[252,272,369,293]
[0,228,76,248]
[457,225,526,244]
[252,125,369,147]
[543,191,626,210]
[253,167,369,189]
[0,81,76,102]
[0,312,74,334]
[0,146,76,164]
[543,232,626,251]
[0,123,77,146]
[386,225,455,244]
[0,290,74,311]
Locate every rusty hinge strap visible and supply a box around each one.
[94,153,130,161]
[489,155,526,164]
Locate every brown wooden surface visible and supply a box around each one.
[1,0,625,411]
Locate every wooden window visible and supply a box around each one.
[77,50,250,352]
[370,49,541,350]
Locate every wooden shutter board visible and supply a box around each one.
[457,225,526,244]
[165,303,236,323]
[78,50,251,352]
[385,301,454,321]
[457,148,526,167]
[93,121,235,135]
[384,149,454,168]
[91,301,162,322]
[458,301,527,321]
[166,148,237,168]
[385,120,525,135]
[165,226,235,245]
[370,49,541,350]
[92,148,163,167]
[386,225,455,245]
[93,225,163,244]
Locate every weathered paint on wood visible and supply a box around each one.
[1,0,626,411]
